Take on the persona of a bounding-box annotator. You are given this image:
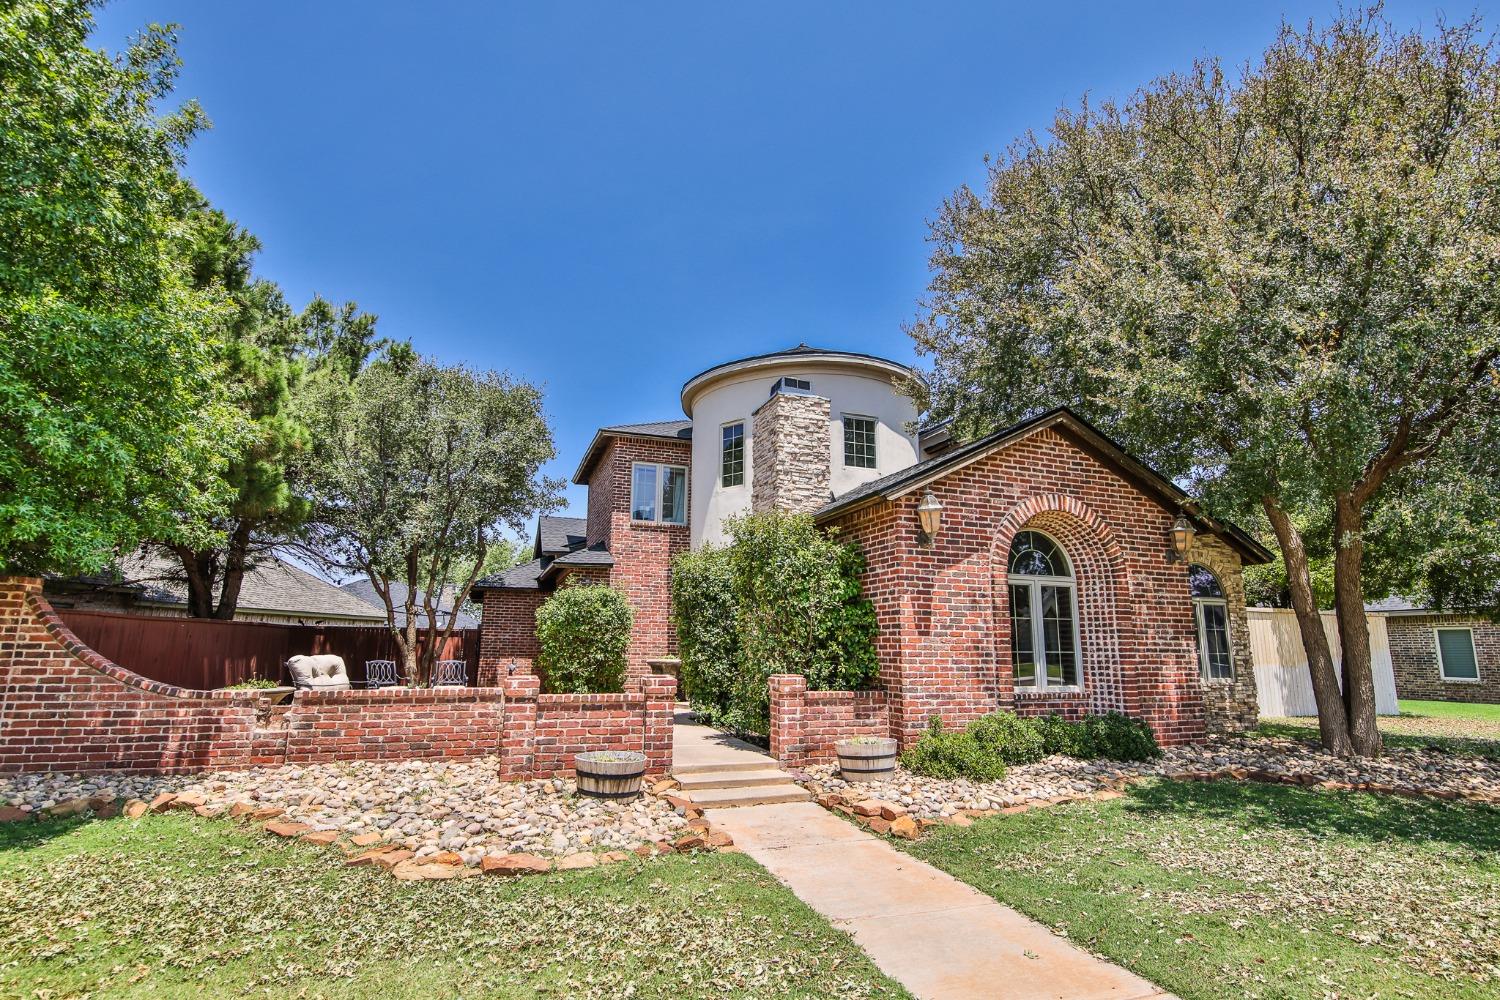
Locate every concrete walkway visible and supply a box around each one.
[671,707,773,769]
[706,801,1172,1000]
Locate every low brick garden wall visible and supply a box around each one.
[0,577,673,777]
[768,673,891,768]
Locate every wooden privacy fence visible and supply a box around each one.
[57,610,479,691]
[1247,608,1398,717]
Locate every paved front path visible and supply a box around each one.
[706,801,1172,1000]
[671,707,773,769]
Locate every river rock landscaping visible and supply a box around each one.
[795,732,1500,821]
[0,757,711,870]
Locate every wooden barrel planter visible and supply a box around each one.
[835,737,898,782]
[574,750,647,800]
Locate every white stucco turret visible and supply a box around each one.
[680,346,920,546]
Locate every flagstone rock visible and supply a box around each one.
[123,799,148,819]
[481,853,551,876]
[557,852,597,870]
[0,805,29,823]
[300,830,339,846]
[265,820,311,838]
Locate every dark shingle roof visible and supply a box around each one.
[474,558,546,591]
[1365,595,1427,613]
[549,546,614,568]
[815,406,1275,566]
[338,579,479,629]
[101,551,388,621]
[536,515,588,557]
[573,419,693,484]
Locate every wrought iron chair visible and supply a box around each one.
[364,659,402,689]
[431,659,467,688]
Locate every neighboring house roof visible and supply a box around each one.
[573,418,693,484]
[815,406,1275,566]
[535,515,588,558]
[338,579,480,629]
[69,551,390,622]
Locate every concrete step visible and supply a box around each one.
[672,760,776,777]
[674,768,797,791]
[685,784,813,809]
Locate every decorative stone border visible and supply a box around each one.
[0,789,739,881]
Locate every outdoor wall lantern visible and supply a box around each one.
[1168,514,1196,562]
[916,491,944,546]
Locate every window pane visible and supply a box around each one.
[1042,584,1078,686]
[631,465,657,521]
[1188,564,1223,598]
[721,423,745,487]
[1198,603,1232,679]
[662,467,687,524]
[1009,530,1069,577]
[843,416,877,469]
[1437,628,1479,680]
[1010,584,1036,686]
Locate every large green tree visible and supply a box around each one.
[296,357,562,684]
[0,1,243,575]
[910,8,1500,757]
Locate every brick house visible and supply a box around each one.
[1369,597,1500,704]
[474,345,1272,744]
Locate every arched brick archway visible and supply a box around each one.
[989,494,1132,717]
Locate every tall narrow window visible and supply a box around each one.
[1435,627,1480,681]
[721,422,745,487]
[1007,530,1079,689]
[1189,565,1232,680]
[631,463,687,525]
[844,415,877,468]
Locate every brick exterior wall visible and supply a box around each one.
[477,588,544,683]
[768,673,890,767]
[1387,614,1500,704]
[822,426,1254,748]
[0,577,674,776]
[752,391,832,514]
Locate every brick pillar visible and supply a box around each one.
[639,673,677,775]
[768,673,808,767]
[499,674,540,779]
[751,391,831,514]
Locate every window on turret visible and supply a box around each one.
[843,415,877,469]
[721,422,745,487]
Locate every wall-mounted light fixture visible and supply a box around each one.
[917,491,944,546]
[1168,514,1196,562]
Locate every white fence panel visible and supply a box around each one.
[1248,608,1398,717]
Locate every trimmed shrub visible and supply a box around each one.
[535,583,633,694]
[1033,713,1093,758]
[967,711,1046,765]
[899,718,1007,781]
[669,544,743,721]
[1079,712,1161,762]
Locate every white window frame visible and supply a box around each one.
[630,462,688,525]
[1434,626,1481,683]
[1193,596,1233,681]
[720,421,746,488]
[842,413,878,469]
[1008,530,1083,693]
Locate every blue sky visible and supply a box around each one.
[94,1,1480,522]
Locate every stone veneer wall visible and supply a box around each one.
[768,673,890,768]
[751,391,832,515]
[1185,534,1259,733]
[0,577,674,776]
[821,426,1239,748]
[1387,614,1500,704]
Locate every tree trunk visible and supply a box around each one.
[404,550,423,686]
[172,545,217,619]
[213,521,253,620]
[1331,493,1384,757]
[1261,496,1354,756]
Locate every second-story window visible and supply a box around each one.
[721,422,745,487]
[843,415,877,469]
[631,462,687,525]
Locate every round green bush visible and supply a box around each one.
[898,718,1008,781]
[1080,712,1161,762]
[967,711,1046,765]
[535,583,633,694]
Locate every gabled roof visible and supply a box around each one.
[816,406,1274,566]
[473,557,546,592]
[535,515,588,558]
[572,419,693,484]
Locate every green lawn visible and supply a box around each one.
[901,780,1499,1000]
[0,813,907,1000]
[1259,698,1500,759]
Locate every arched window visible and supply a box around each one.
[1008,530,1080,690]
[1189,565,1232,680]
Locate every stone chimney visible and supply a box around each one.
[751,387,831,514]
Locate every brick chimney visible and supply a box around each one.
[751,387,831,514]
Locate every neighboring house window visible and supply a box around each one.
[1189,564,1233,681]
[631,462,687,525]
[1008,530,1080,690]
[844,415,877,469]
[721,422,745,487]
[1435,627,1480,682]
